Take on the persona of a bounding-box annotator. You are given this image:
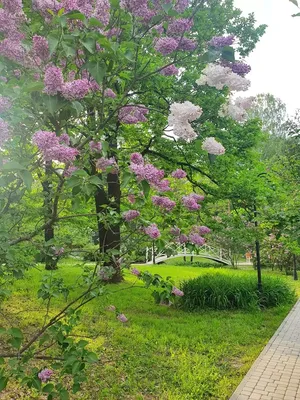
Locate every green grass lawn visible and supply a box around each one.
[0,263,298,399]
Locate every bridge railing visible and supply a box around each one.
[145,244,231,265]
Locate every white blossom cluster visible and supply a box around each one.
[202,137,225,155]
[219,96,254,122]
[168,101,203,141]
[196,64,251,92]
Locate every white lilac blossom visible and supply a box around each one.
[202,137,225,155]
[196,64,250,92]
[168,101,202,141]
[219,96,254,122]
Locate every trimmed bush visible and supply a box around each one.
[179,272,296,311]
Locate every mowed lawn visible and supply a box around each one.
[0,262,298,400]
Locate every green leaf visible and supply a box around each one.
[18,170,33,191]
[80,38,96,54]
[77,339,89,348]
[121,171,132,189]
[0,328,6,335]
[88,17,103,28]
[101,141,109,156]
[43,383,54,393]
[292,12,300,16]
[9,337,22,349]
[0,358,4,365]
[89,176,103,187]
[290,0,299,6]
[141,180,150,199]
[71,101,84,116]
[222,46,235,62]
[71,360,81,374]
[48,35,59,55]
[86,351,98,363]
[66,11,85,20]
[59,389,70,400]
[162,2,173,12]
[32,378,42,391]
[8,327,23,339]
[23,82,44,93]
[194,139,202,152]
[0,377,8,392]
[1,161,25,171]
[72,383,81,393]
[85,61,106,84]
[62,42,76,57]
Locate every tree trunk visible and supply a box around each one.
[42,161,57,270]
[93,140,122,283]
[293,254,298,281]
[254,204,262,292]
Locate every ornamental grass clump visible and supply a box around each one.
[178,272,296,311]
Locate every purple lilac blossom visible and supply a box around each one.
[189,233,205,246]
[0,118,10,144]
[96,157,118,174]
[130,153,144,165]
[167,18,193,36]
[231,62,251,76]
[0,97,12,113]
[172,287,184,296]
[119,105,149,124]
[128,194,136,204]
[44,66,64,95]
[123,210,140,222]
[89,141,102,153]
[171,169,186,179]
[64,165,77,177]
[170,226,181,236]
[182,194,202,211]
[131,267,141,276]
[154,37,178,55]
[38,369,53,383]
[144,223,161,239]
[208,35,235,48]
[104,88,116,98]
[32,35,49,61]
[151,195,176,212]
[61,79,90,100]
[117,313,128,323]
[160,64,179,76]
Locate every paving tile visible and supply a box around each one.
[230,301,300,400]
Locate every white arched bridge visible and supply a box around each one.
[145,244,232,266]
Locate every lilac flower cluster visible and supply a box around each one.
[189,233,205,246]
[107,305,116,312]
[151,196,176,212]
[160,64,179,76]
[0,96,12,114]
[117,313,128,323]
[123,210,140,222]
[32,131,79,163]
[32,35,49,61]
[0,38,25,64]
[171,169,186,179]
[44,66,64,96]
[172,287,184,296]
[177,37,197,51]
[0,118,10,144]
[96,157,118,174]
[154,37,178,55]
[202,137,225,155]
[61,79,90,100]
[2,0,23,14]
[168,101,202,141]
[89,141,102,153]
[182,193,204,211]
[119,105,149,124]
[120,0,155,21]
[208,35,235,48]
[93,0,111,26]
[170,226,181,236]
[64,165,77,177]
[104,88,117,98]
[130,152,144,165]
[167,18,193,36]
[38,369,53,383]
[131,267,141,276]
[192,226,211,235]
[231,62,251,76]
[144,223,161,239]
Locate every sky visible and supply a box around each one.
[234,0,300,115]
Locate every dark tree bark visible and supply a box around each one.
[254,204,262,292]
[42,161,57,270]
[293,254,298,281]
[93,137,122,283]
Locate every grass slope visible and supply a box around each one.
[0,263,298,399]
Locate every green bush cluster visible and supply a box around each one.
[179,272,296,311]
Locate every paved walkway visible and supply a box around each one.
[230,301,300,400]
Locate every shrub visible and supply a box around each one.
[179,272,296,311]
